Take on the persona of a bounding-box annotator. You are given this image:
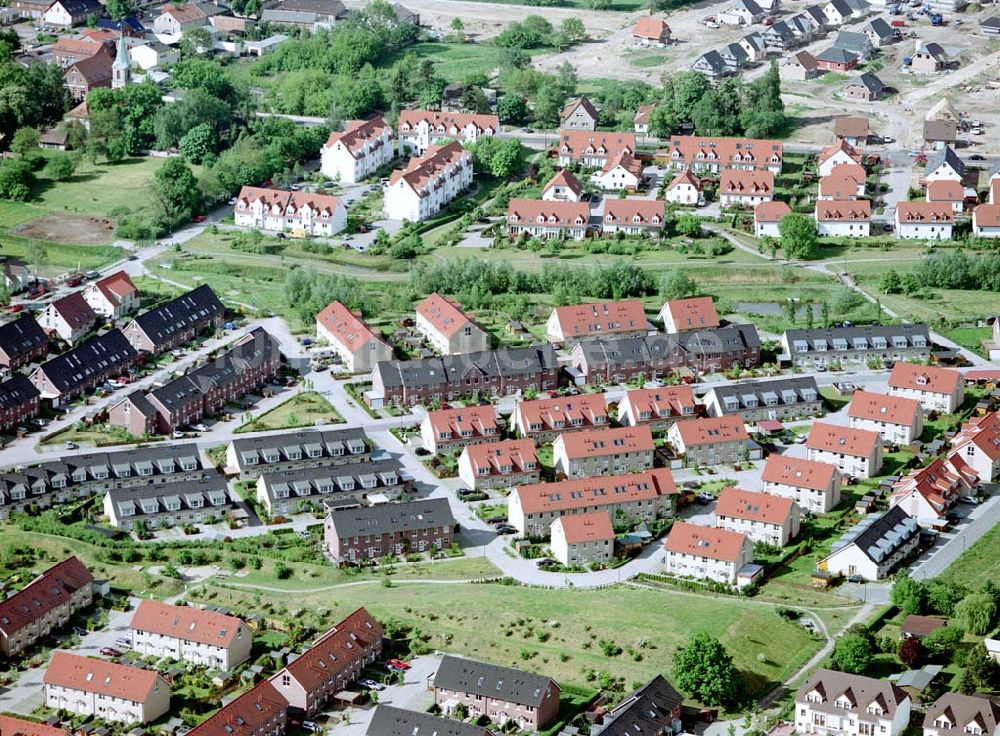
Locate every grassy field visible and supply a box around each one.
[383,42,550,82]
[940,523,1000,590]
[236,391,343,433]
[0,238,122,276]
[40,423,154,448]
[630,54,666,68]
[942,325,992,358]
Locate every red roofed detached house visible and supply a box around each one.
[552,425,655,479]
[315,301,393,374]
[320,117,394,184]
[926,179,965,213]
[666,415,756,466]
[806,422,883,479]
[663,521,753,585]
[550,511,615,566]
[83,271,139,319]
[601,200,666,236]
[972,204,1000,239]
[414,292,489,355]
[592,150,645,192]
[507,199,589,240]
[233,187,347,237]
[718,170,774,206]
[560,97,599,131]
[815,199,871,237]
[541,170,584,202]
[420,404,498,455]
[634,104,656,135]
[714,487,801,546]
[887,362,964,413]
[617,386,698,430]
[818,140,862,176]
[657,296,720,334]
[761,455,842,513]
[184,681,287,736]
[545,299,649,346]
[754,200,791,237]
[511,394,609,441]
[129,600,252,671]
[633,16,671,46]
[397,110,498,155]
[458,438,539,490]
[38,292,96,345]
[890,453,978,525]
[43,651,170,724]
[894,202,954,240]
[269,608,382,716]
[848,390,924,446]
[950,411,1000,482]
[664,171,703,206]
[0,557,93,657]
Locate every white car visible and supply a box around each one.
[361,679,386,691]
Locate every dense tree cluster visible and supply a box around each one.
[883,250,1000,295]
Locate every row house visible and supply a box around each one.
[233,187,347,237]
[123,284,225,355]
[781,324,931,368]
[0,375,41,433]
[719,170,774,206]
[595,677,683,736]
[618,386,698,431]
[415,292,489,356]
[890,453,978,525]
[458,439,540,491]
[702,376,821,423]
[557,131,636,169]
[806,422,883,479]
[130,600,252,671]
[433,655,561,732]
[821,506,919,580]
[657,136,783,174]
[324,498,455,561]
[0,314,49,370]
[84,271,140,320]
[666,414,756,466]
[507,468,677,538]
[715,487,800,547]
[269,608,383,715]
[30,329,137,406]
[367,706,495,736]
[923,693,1000,736]
[0,557,93,657]
[550,510,615,567]
[950,411,1000,483]
[368,344,560,408]
[895,201,954,240]
[103,475,231,531]
[185,682,287,736]
[794,669,910,736]
[663,521,753,586]
[560,97,599,131]
[591,151,645,192]
[256,458,411,517]
[420,404,499,455]
[320,117,395,184]
[542,170,584,202]
[754,200,791,237]
[225,427,370,481]
[43,651,170,724]
[848,390,924,446]
[38,292,97,345]
[397,110,498,155]
[316,301,393,375]
[507,199,590,241]
[0,443,203,520]
[571,326,762,386]
[888,362,964,414]
[816,199,871,237]
[818,140,863,177]
[761,454,842,513]
[546,299,649,346]
[600,200,666,237]
[512,393,609,442]
[552,425,655,479]
[384,142,473,222]
[658,297,720,334]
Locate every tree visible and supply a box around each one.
[819,301,830,327]
[10,127,40,157]
[153,156,202,223]
[898,637,923,667]
[25,240,47,281]
[555,61,577,97]
[560,17,586,44]
[179,123,217,164]
[954,592,997,635]
[924,625,963,660]
[778,213,819,260]
[659,269,696,300]
[648,104,677,138]
[926,580,967,616]
[965,643,997,689]
[0,158,34,201]
[675,213,702,237]
[672,632,745,707]
[890,572,926,617]
[831,634,873,674]
[880,269,902,294]
[44,153,78,181]
[497,95,528,125]
[104,0,132,18]
[450,17,464,31]
[180,26,214,57]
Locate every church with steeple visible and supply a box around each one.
[112,34,130,89]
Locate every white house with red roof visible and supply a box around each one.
[761,454,842,512]
[233,187,346,236]
[397,110,498,154]
[550,511,615,566]
[657,296,720,333]
[84,271,139,319]
[634,104,656,134]
[458,438,540,490]
[320,117,394,184]
[972,204,1000,238]
[754,200,791,237]
[848,390,924,446]
[666,415,755,466]
[618,386,698,430]
[553,425,655,479]
[951,411,1000,482]
[659,136,783,174]
[507,199,589,240]
[512,393,609,441]
[420,404,499,455]
[542,170,583,202]
[715,487,800,546]
[926,179,965,213]
[632,16,671,46]
[815,199,871,237]
[384,141,472,222]
[664,170,703,205]
[806,422,883,478]
[719,170,774,206]
[546,299,649,345]
[601,200,666,236]
[663,521,753,585]
[891,453,978,525]
[414,292,488,355]
[895,202,954,240]
[887,362,964,413]
[130,600,251,671]
[315,300,392,374]
[38,292,97,345]
[557,131,636,168]
[818,140,862,176]
[592,151,645,192]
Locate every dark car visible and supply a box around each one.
[847,575,865,584]
[100,647,122,657]
[495,525,517,535]
[536,558,558,568]
[486,515,506,524]
[969,154,986,161]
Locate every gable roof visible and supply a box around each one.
[507,199,590,227]
[561,97,599,122]
[398,110,499,137]
[43,651,164,703]
[556,425,655,459]
[754,200,791,223]
[659,297,720,330]
[888,362,962,394]
[716,487,795,525]
[425,404,498,438]
[0,557,92,637]
[326,498,454,538]
[515,393,608,430]
[901,615,946,638]
[923,693,1000,736]
[599,676,683,736]
[819,139,862,165]
[92,270,138,307]
[46,292,96,332]
[815,199,871,222]
[558,131,636,161]
[925,146,965,177]
[542,169,582,197]
[797,669,909,717]
[0,314,47,362]
[926,179,963,202]
[131,600,247,648]
[834,116,869,139]
[274,608,382,692]
[434,655,557,707]
[33,329,136,394]
[633,16,670,39]
[762,454,838,491]
[827,505,918,566]
[462,439,538,476]
[512,469,677,515]
[622,385,697,419]
[664,520,747,562]
[849,71,885,92]
[551,300,648,340]
[366,706,494,736]
[128,285,224,348]
[416,292,479,339]
[186,681,288,736]
[323,117,391,158]
[0,716,69,736]
[672,415,748,447]
[806,421,879,457]
[695,50,728,74]
[815,47,858,65]
[720,169,773,196]
[666,170,702,192]
[316,301,386,354]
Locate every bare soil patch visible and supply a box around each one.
[14,213,116,245]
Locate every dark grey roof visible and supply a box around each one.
[738,0,764,15]
[34,329,136,394]
[366,707,492,736]
[833,506,918,565]
[926,146,964,177]
[742,31,765,50]
[826,0,851,16]
[597,676,683,736]
[850,71,885,91]
[374,345,558,392]
[128,285,224,350]
[258,458,410,507]
[866,17,892,38]
[577,325,760,367]
[804,5,828,25]
[106,475,229,521]
[695,50,728,74]
[785,323,930,353]
[981,15,1000,28]
[0,314,47,362]
[229,427,369,466]
[326,498,454,538]
[706,376,819,414]
[834,30,870,53]
[722,42,749,64]
[0,375,39,411]
[766,21,796,42]
[788,14,814,34]
[844,0,869,11]
[117,390,156,418]
[923,119,957,143]
[433,655,557,708]
[920,41,947,58]
[55,0,102,15]
[816,47,858,64]
[273,0,346,15]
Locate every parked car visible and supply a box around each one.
[361,679,386,691]
[387,658,410,670]
[847,575,866,584]
[957,496,978,505]
[301,722,318,732]
[536,558,558,569]
[64,441,78,450]
[486,515,505,524]
[495,525,517,535]
[115,637,132,649]
[100,647,122,657]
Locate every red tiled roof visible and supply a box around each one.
[551,300,648,339]
[888,362,962,395]
[516,394,608,432]
[52,37,104,57]
[991,179,1000,203]
[818,139,862,165]
[426,404,498,439]
[553,510,614,544]
[815,199,871,222]
[0,716,68,736]
[185,681,287,736]
[848,390,921,426]
[601,150,644,177]
[415,292,475,339]
[398,110,498,137]
[715,487,795,525]
[926,179,963,202]
[659,136,783,169]
[830,163,866,183]
[602,200,665,227]
[761,454,838,492]
[663,521,747,562]
[633,16,670,39]
[558,131,636,163]
[672,415,748,447]
[0,557,93,637]
[754,200,791,223]
[316,301,386,355]
[507,199,589,227]
[513,469,677,514]
[389,141,469,194]
[323,117,391,159]
[160,3,208,23]
[274,608,382,693]
[543,169,582,197]
[634,104,656,125]
[896,201,954,224]
[952,411,1000,461]
[892,452,978,513]
[622,386,697,420]
[131,600,247,649]
[659,297,720,330]
[43,651,164,703]
[556,425,654,459]
[666,170,701,192]
[819,174,862,199]
[720,169,774,196]
[974,203,1000,228]
[806,422,879,457]
[94,270,138,306]
[462,439,538,476]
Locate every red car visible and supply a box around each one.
[9,304,23,313]
[99,647,122,657]
[192,215,206,223]
[387,658,410,670]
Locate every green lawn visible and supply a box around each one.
[942,325,992,358]
[382,41,548,82]
[630,54,666,68]
[40,423,157,449]
[236,391,344,434]
[941,523,1000,590]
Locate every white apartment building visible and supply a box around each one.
[233,187,347,237]
[397,110,498,155]
[795,669,911,736]
[507,199,589,241]
[761,455,842,513]
[847,390,924,446]
[887,363,965,414]
[130,600,252,671]
[320,117,395,184]
[895,202,954,240]
[384,142,473,222]
[950,411,1000,483]
[663,521,753,585]
[714,487,801,547]
[806,422,883,479]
